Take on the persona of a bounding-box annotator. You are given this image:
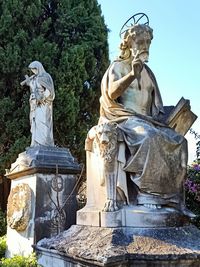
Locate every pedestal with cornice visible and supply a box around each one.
[5,146,80,257]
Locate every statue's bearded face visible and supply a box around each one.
[130,32,151,62]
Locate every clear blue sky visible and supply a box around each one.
[97,0,200,162]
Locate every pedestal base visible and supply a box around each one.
[5,146,80,257]
[77,205,188,227]
[36,224,200,267]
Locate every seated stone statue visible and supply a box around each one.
[78,21,195,227]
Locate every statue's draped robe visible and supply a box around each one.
[29,61,55,147]
[99,62,187,205]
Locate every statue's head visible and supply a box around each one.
[119,14,153,62]
[28,61,45,75]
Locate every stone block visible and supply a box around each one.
[101,209,124,227]
[77,208,100,227]
[36,224,200,267]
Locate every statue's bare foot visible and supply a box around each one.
[143,203,162,209]
[103,200,119,212]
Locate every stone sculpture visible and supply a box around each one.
[78,14,196,227]
[36,14,200,267]
[21,61,55,147]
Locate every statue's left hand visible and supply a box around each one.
[88,126,97,140]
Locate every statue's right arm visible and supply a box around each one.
[108,63,136,100]
[20,75,34,87]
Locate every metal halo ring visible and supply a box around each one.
[119,13,149,38]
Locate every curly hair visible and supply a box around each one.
[119,24,153,60]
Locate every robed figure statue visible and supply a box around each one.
[77,16,196,227]
[21,61,55,147]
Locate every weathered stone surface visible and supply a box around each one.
[7,145,81,179]
[34,173,78,241]
[36,224,200,266]
[6,172,79,257]
[7,183,32,231]
[78,205,189,228]
[6,145,80,258]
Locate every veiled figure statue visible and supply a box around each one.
[21,61,55,147]
[8,61,79,175]
[78,18,196,227]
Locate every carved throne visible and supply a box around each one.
[77,98,197,228]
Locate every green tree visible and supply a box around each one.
[0,0,109,174]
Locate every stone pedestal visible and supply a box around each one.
[5,146,80,257]
[77,151,189,228]
[36,224,200,267]
[77,205,188,228]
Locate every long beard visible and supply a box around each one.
[139,51,149,63]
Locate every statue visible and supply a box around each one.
[21,61,55,147]
[8,61,79,175]
[79,14,196,227]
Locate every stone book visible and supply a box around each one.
[164,97,197,136]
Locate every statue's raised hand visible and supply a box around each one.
[20,75,31,86]
[131,51,143,78]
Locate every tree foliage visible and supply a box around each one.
[0,0,109,174]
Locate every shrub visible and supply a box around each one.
[185,160,200,228]
[0,253,40,267]
[0,210,7,237]
[0,236,6,258]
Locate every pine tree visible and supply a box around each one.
[0,0,109,174]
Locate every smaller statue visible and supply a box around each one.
[21,61,55,147]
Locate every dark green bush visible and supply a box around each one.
[0,210,7,237]
[0,236,6,258]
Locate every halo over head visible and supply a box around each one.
[119,13,149,39]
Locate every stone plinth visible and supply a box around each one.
[36,224,200,267]
[7,145,80,176]
[77,151,190,228]
[6,146,81,257]
[77,205,188,228]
